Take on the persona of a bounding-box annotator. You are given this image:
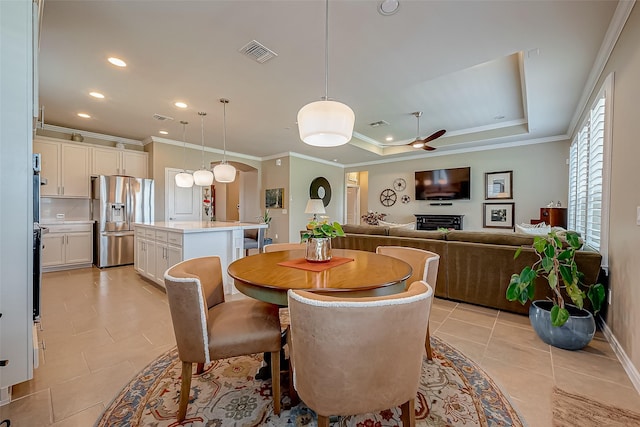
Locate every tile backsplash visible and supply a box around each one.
[41,198,91,222]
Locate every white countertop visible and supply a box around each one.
[40,220,95,225]
[135,221,267,233]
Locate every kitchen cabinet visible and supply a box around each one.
[33,138,90,197]
[91,146,148,178]
[135,227,182,288]
[42,223,93,271]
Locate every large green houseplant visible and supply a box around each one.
[506,230,605,327]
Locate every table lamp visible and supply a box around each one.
[305,199,326,221]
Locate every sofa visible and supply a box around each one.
[332,224,603,315]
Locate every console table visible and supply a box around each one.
[415,214,464,230]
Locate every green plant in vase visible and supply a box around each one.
[301,218,345,241]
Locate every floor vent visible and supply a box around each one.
[239,40,278,64]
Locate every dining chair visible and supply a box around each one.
[376,246,440,360]
[287,281,433,427]
[263,242,306,253]
[164,256,282,422]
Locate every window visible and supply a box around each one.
[567,74,612,268]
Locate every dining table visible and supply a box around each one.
[227,248,413,306]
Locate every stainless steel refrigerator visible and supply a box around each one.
[92,175,154,268]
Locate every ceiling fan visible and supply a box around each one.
[408,111,446,151]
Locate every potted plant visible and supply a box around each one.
[301,218,345,262]
[506,230,605,350]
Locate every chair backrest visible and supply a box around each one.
[263,242,306,253]
[164,256,225,364]
[287,281,433,417]
[376,246,440,292]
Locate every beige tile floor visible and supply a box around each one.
[1,266,639,426]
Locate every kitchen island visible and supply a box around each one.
[134,221,267,293]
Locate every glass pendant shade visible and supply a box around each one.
[297,100,355,147]
[193,169,214,186]
[175,171,194,188]
[213,162,236,183]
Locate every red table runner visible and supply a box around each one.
[277,256,354,272]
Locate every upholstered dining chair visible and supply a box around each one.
[164,256,282,422]
[263,242,306,253]
[287,281,433,427]
[376,246,440,360]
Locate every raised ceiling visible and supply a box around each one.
[38,0,620,165]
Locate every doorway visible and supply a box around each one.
[346,186,360,224]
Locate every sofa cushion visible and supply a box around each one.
[341,224,390,236]
[377,220,416,230]
[445,230,535,247]
[388,228,447,240]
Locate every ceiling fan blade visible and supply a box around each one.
[422,144,437,151]
[423,129,446,143]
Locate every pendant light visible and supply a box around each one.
[175,120,194,188]
[297,0,355,147]
[213,98,236,183]
[193,112,214,186]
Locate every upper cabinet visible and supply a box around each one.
[91,146,148,178]
[33,138,90,198]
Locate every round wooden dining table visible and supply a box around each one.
[228,248,412,306]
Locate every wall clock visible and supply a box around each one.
[309,176,332,207]
[380,188,397,207]
[393,178,406,192]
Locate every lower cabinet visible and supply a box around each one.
[135,227,182,288]
[42,223,93,271]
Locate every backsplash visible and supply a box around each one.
[41,198,91,222]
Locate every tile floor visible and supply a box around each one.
[1,266,639,426]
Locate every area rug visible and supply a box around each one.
[96,335,524,426]
[552,386,640,426]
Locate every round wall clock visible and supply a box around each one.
[393,178,407,192]
[309,176,332,207]
[380,188,397,207]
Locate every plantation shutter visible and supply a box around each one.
[585,97,606,250]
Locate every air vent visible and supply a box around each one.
[153,113,174,122]
[239,40,278,64]
[369,120,390,127]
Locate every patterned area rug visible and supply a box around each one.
[552,387,640,426]
[96,335,523,426]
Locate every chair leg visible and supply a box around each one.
[317,415,330,427]
[288,358,299,406]
[178,361,193,422]
[400,398,416,427]
[270,350,281,415]
[425,324,433,361]
[196,362,205,374]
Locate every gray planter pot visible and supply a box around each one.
[529,300,596,350]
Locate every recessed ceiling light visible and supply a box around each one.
[89,91,105,99]
[378,0,399,16]
[159,130,169,135]
[77,113,91,118]
[174,102,188,109]
[385,136,393,141]
[107,57,127,67]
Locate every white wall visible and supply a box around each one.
[346,142,570,231]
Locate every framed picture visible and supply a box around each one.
[265,188,285,209]
[483,203,515,229]
[485,171,513,200]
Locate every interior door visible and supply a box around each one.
[346,186,360,224]
[165,168,202,222]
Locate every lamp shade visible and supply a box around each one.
[213,162,236,183]
[175,172,194,188]
[297,100,355,147]
[305,199,326,215]
[193,169,214,186]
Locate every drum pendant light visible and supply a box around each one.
[213,98,236,183]
[297,0,354,147]
[175,120,194,188]
[193,112,214,186]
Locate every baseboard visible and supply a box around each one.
[598,317,640,393]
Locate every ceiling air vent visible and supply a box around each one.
[369,120,390,127]
[153,113,174,122]
[239,40,278,64]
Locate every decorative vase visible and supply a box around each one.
[305,237,332,263]
[528,300,596,350]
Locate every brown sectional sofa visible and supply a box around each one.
[333,224,602,315]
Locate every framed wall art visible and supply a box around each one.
[483,202,515,229]
[265,188,285,209]
[485,171,513,200]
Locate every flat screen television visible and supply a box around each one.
[415,167,471,200]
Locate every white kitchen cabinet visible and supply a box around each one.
[42,223,93,271]
[134,227,181,287]
[34,138,90,197]
[91,146,148,178]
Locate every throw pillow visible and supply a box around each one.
[515,222,551,235]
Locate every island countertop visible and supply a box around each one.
[134,221,267,233]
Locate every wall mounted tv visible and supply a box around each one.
[415,167,471,201]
